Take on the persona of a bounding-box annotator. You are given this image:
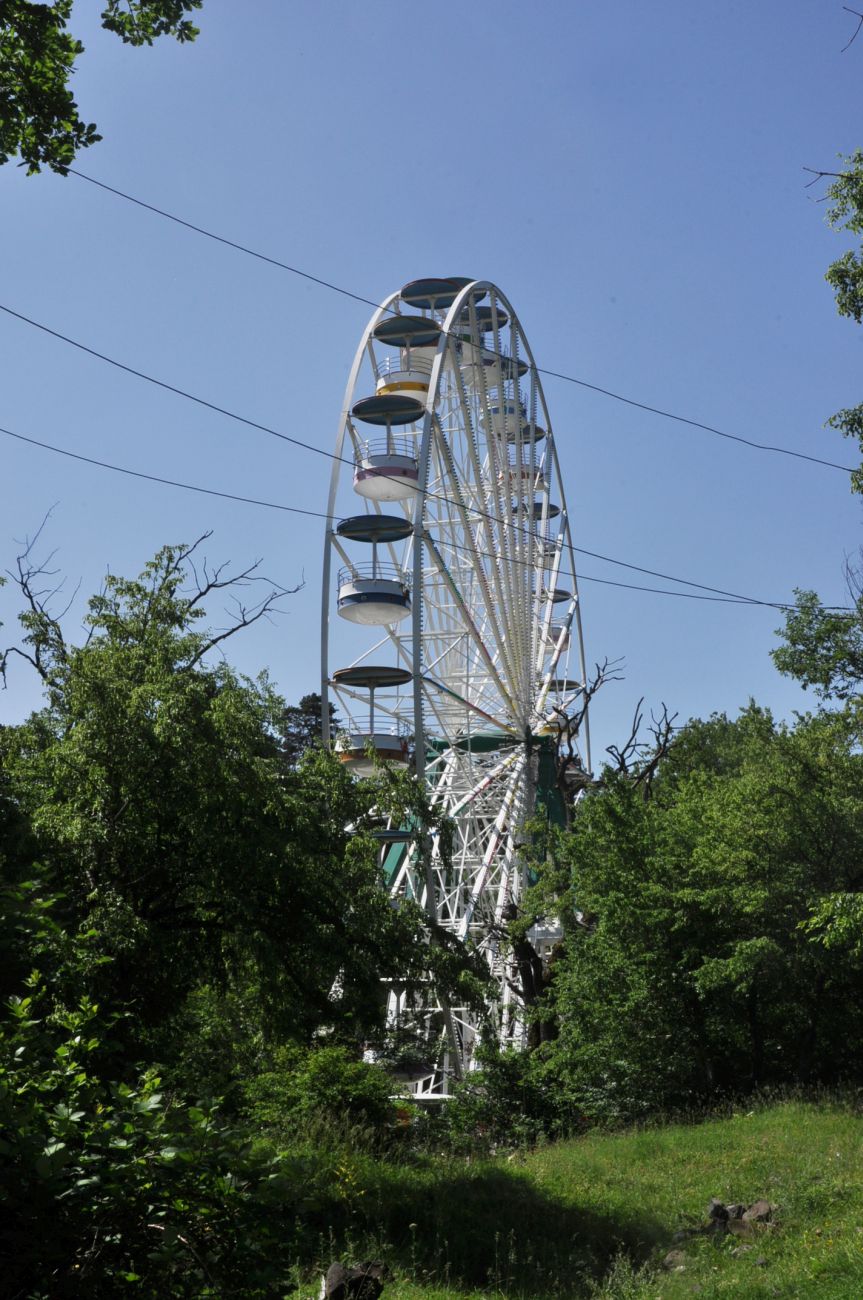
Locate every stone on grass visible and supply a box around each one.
[742,1199,775,1223]
[323,1261,386,1300]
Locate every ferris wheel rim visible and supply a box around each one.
[321,278,590,766]
[409,280,589,770]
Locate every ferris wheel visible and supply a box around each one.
[321,278,589,1096]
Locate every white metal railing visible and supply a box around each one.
[337,562,410,588]
[354,435,418,462]
[335,715,411,738]
[377,352,434,378]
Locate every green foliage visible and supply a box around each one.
[0,0,202,174]
[0,1,96,174]
[100,0,201,46]
[443,1046,580,1150]
[825,149,863,324]
[521,707,863,1124]
[0,883,301,1297]
[826,401,863,495]
[279,690,338,766]
[801,891,863,956]
[821,150,863,491]
[0,540,433,1066]
[246,1044,403,1148]
[1,998,303,1297]
[772,588,863,699]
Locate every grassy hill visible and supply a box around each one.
[298,1099,863,1299]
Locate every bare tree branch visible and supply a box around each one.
[552,656,624,825]
[606,697,645,774]
[803,165,854,194]
[185,580,301,669]
[632,703,679,799]
[842,6,863,51]
[1,513,72,691]
[604,699,679,799]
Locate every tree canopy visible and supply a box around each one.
[0,0,203,174]
[514,706,863,1124]
[820,150,863,491]
[0,536,430,1063]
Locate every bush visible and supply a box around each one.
[443,1046,583,1150]
[245,1043,404,1148]
[0,984,308,1297]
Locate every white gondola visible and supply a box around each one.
[336,566,410,625]
[541,622,572,652]
[353,436,419,501]
[335,727,409,775]
[375,351,434,401]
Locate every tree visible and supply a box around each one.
[279,691,338,767]
[0,535,425,1063]
[0,0,203,174]
[520,706,863,1123]
[804,150,863,489]
[772,583,863,700]
[772,152,863,703]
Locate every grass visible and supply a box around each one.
[288,1098,863,1298]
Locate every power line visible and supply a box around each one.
[68,168,383,312]
[0,424,336,521]
[68,167,855,477]
[537,368,853,473]
[0,302,342,470]
[0,300,802,606]
[4,421,847,611]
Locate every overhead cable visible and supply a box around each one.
[4,421,848,612]
[67,168,855,476]
[0,301,806,607]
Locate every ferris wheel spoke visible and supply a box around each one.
[422,674,515,735]
[440,357,525,693]
[423,536,516,717]
[444,748,522,818]
[426,420,516,684]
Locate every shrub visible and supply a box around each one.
[245,1043,403,1148]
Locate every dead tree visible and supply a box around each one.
[552,656,624,827]
[606,699,678,800]
[2,526,296,698]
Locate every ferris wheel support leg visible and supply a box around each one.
[412,458,463,1083]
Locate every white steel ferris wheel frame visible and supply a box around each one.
[321,280,589,1096]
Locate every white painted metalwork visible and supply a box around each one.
[321,280,589,1095]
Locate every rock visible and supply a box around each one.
[727,1218,755,1239]
[725,1203,747,1220]
[324,1261,386,1300]
[756,1256,768,1267]
[707,1198,729,1221]
[662,1250,687,1271]
[743,1200,775,1223]
[731,1245,753,1258]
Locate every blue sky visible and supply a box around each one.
[1,0,860,759]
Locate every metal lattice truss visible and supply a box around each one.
[321,280,589,1096]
